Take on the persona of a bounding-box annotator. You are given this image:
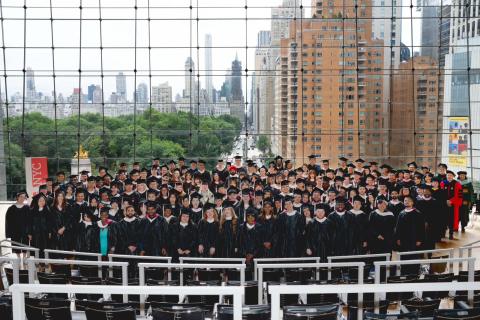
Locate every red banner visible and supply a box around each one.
[25,157,49,197]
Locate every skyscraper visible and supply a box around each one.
[115,72,127,102]
[184,57,196,100]
[205,34,213,103]
[229,54,245,123]
[135,82,148,105]
[87,84,96,103]
[25,67,36,103]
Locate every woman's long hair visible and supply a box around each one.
[53,191,66,211]
[219,206,238,236]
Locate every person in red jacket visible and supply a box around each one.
[440,170,463,239]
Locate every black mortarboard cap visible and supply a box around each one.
[124,179,133,185]
[407,161,418,168]
[446,170,455,176]
[438,163,448,169]
[16,190,29,198]
[234,155,242,159]
[457,171,467,175]
[308,154,316,159]
[339,157,348,162]
[355,158,365,163]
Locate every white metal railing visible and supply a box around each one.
[138,262,246,315]
[0,244,40,259]
[396,248,456,270]
[256,261,365,305]
[107,253,171,278]
[328,253,391,263]
[9,283,244,320]
[459,244,480,270]
[180,257,246,264]
[373,257,476,308]
[26,258,129,301]
[268,281,480,320]
[253,257,321,280]
[0,256,20,284]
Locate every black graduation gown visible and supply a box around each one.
[237,223,262,258]
[218,220,237,258]
[70,201,89,225]
[97,221,117,255]
[164,216,178,256]
[190,208,203,225]
[138,215,168,256]
[50,205,75,251]
[197,220,219,257]
[350,210,369,254]
[30,207,54,253]
[172,222,198,261]
[108,209,124,222]
[306,218,333,262]
[5,204,30,245]
[388,201,405,221]
[369,210,396,254]
[416,198,440,248]
[75,221,99,253]
[395,208,425,252]
[256,217,278,258]
[121,191,140,209]
[113,217,142,254]
[328,211,356,256]
[431,187,448,239]
[276,212,305,257]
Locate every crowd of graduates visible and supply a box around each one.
[4,155,476,266]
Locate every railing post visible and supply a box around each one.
[270,289,280,320]
[97,255,102,278]
[358,264,364,320]
[139,264,146,316]
[449,249,454,272]
[108,255,113,279]
[253,260,257,281]
[459,247,464,271]
[11,286,25,320]
[258,266,263,305]
[26,259,35,297]
[468,258,475,307]
[374,263,380,313]
[233,291,243,320]
[122,264,128,303]
[33,248,39,259]
[11,258,20,284]
[44,251,49,260]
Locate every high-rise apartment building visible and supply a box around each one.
[115,72,127,102]
[279,0,386,165]
[390,56,443,169]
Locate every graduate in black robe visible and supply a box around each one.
[369,199,396,254]
[162,204,178,256]
[305,205,333,262]
[189,192,204,225]
[256,201,278,258]
[172,209,198,262]
[387,189,405,221]
[29,194,53,257]
[50,191,75,251]
[197,206,220,257]
[415,186,439,250]
[395,195,425,252]
[218,206,238,258]
[5,190,31,250]
[395,195,425,274]
[349,196,369,255]
[75,212,99,253]
[237,211,262,267]
[112,205,141,255]
[276,196,305,257]
[327,198,356,256]
[70,189,89,225]
[138,202,168,256]
[431,176,448,240]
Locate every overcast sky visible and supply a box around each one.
[0,0,421,100]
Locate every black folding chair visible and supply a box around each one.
[401,298,441,317]
[433,308,480,320]
[71,276,103,304]
[422,273,454,299]
[145,279,179,303]
[151,306,205,320]
[25,298,71,320]
[386,275,420,301]
[283,304,339,320]
[363,311,418,320]
[216,304,270,320]
[5,268,29,286]
[225,280,258,305]
[37,273,68,299]
[346,300,389,320]
[85,307,136,320]
[0,295,13,320]
[105,277,139,303]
